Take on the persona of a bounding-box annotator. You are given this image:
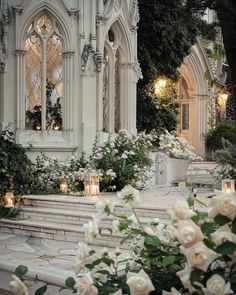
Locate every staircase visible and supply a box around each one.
[0,194,170,249]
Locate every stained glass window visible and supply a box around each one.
[25,13,63,131]
[103,48,109,132]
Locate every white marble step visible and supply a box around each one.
[0,218,127,248]
[22,195,170,219]
[19,206,170,226]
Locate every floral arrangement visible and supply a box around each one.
[9,187,236,294]
[158,130,198,160]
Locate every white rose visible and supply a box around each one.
[211,224,236,245]
[9,275,28,295]
[176,219,203,247]
[202,274,233,295]
[126,269,155,295]
[117,185,141,207]
[181,241,219,272]
[167,200,196,221]
[176,264,193,292]
[162,287,182,295]
[76,273,98,295]
[208,193,236,221]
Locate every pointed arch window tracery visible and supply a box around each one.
[25,13,63,131]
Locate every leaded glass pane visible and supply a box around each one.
[103,49,109,132]
[114,50,120,133]
[46,35,63,131]
[36,15,52,35]
[25,35,42,130]
[182,103,189,130]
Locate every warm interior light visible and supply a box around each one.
[154,78,167,95]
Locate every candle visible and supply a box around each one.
[4,192,14,208]
[60,182,68,193]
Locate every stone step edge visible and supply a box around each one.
[22,195,173,210]
[0,219,129,239]
[20,206,169,219]
[0,259,74,289]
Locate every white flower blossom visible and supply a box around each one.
[95,198,115,219]
[208,193,236,221]
[167,199,196,221]
[211,224,236,245]
[117,185,141,207]
[84,216,100,242]
[181,241,219,272]
[126,269,155,295]
[76,272,98,295]
[202,274,233,295]
[9,275,28,295]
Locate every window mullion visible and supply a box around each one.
[41,38,47,130]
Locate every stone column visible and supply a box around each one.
[15,50,27,130]
[62,52,75,131]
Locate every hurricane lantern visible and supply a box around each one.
[222,179,235,193]
[4,192,15,208]
[84,172,100,196]
[60,180,68,193]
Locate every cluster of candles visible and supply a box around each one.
[59,173,100,197]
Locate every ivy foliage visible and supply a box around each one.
[137,0,217,133]
[0,129,34,196]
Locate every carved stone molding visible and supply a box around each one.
[68,9,79,18]
[12,6,23,16]
[128,0,139,31]
[94,52,103,72]
[62,51,75,59]
[15,49,27,56]
[81,44,103,73]
[0,0,9,23]
[101,0,123,20]
[81,44,95,72]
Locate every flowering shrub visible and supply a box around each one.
[90,130,154,190]
[31,153,88,194]
[30,130,154,194]
[158,130,198,160]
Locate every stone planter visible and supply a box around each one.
[166,157,190,184]
[147,152,167,186]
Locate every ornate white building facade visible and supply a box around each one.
[0,1,224,158]
[0,0,141,157]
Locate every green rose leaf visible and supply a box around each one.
[35,285,47,295]
[201,222,216,235]
[187,196,194,207]
[14,265,28,279]
[216,241,236,255]
[214,214,231,226]
[65,277,76,289]
[190,269,203,284]
[163,255,176,267]
[144,235,161,248]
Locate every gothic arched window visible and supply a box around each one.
[25,14,63,131]
[103,28,121,133]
